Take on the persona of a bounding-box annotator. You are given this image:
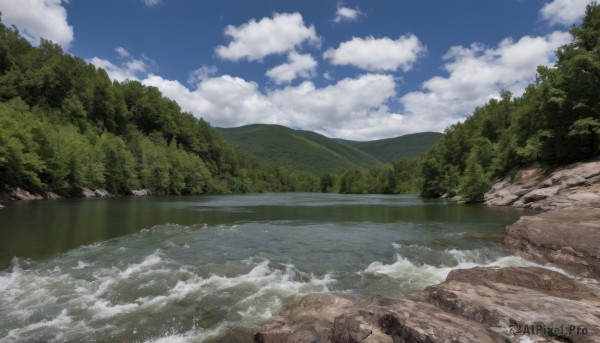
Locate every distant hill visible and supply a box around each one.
[334,132,444,163]
[216,124,383,174]
[216,124,443,174]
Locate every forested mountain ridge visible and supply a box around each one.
[334,132,443,163]
[0,21,321,196]
[421,3,600,202]
[217,124,441,174]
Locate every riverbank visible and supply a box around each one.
[255,161,600,342]
[0,186,150,205]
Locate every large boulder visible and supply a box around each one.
[505,207,600,278]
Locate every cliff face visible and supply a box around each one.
[484,161,600,211]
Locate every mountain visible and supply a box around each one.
[216,124,442,174]
[334,132,444,163]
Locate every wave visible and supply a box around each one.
[0,252,334,343]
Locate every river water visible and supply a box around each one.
[0,193,537,342]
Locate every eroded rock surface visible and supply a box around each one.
[485,161,600,211]
[255,267,600,343]
[505,207,600,278]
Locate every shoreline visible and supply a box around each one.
[255,161,600,342]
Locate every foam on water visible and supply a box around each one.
[0,241,335,342]
[362,244,574,291]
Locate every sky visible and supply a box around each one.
[0,0,594,140]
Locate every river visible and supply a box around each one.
[0,193,537,342]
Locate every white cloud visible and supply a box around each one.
[188,65,218,85]
[116,47,131,58]
[0,0,73,49]
[89,51,155,82]
[266,52,318,84]
[136,71,404,140]
[334,6,362,23]
[215,12,320,62]
[323,35,426,72]
[92,30,573,140]
[142,0,161,8]
[399,31,573,133]
[540,0,593,26]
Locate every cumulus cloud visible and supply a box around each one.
[92,30,572,140]
[266,52,318,84]
[0,0,74,49]
[188,65,218,86]
[334,6,362,23]
[215,12,320,62]
[540,0,593,26]
[399,31,573,133]
[323,35,426,72]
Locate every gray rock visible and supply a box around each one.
[564,175,587,187]
[131,189,150,196]
[505,207,600,278]
[11,187,43,200]
[80,187,96,198]
[521,185,561,203]
[486,194,520,206]
[256,266,600,342]
[0,203,4,209]
[567,192,600,202]
[94,189,111,197]
[44,192,61,200]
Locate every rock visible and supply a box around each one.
[94,189,111,197]
[505,207,600,278]
[80,187,96,198]
[255,294,499,343]
[484,161,600,211]
[256,266,600,343]
[567,192,600,202]
[131,189,150,196]
[564,175,587,187]
[427,267,600,343]
[0,203,4,209]
[44,192,61,200]
[486,194,520,206]
[11,187,43,200]
[450,195,464,202]
[521,185,561,203]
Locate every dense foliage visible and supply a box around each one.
[421,3,600,202]
[319,158,422,195]
[0,21,319,195]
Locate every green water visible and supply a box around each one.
[0,193,535,342]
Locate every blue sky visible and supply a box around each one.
[0,0,593,140]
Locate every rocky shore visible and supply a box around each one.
[255,161,600,342]
[0,186,151,206]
